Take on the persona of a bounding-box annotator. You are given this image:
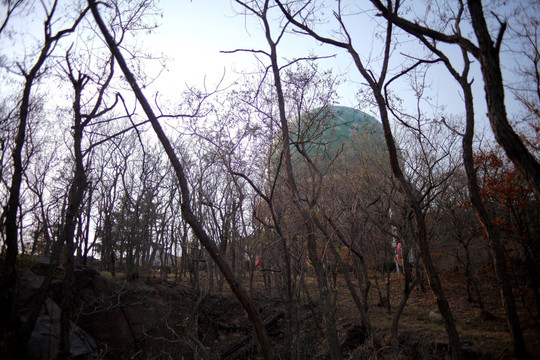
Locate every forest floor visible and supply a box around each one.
[104,264,540,360]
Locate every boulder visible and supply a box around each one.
[80,290,156,357]
[27,298,97,360]
[17,261,156,359]
[428,311,443,323]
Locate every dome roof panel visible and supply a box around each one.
[291,105,385,161]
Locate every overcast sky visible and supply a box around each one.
[146,1,352,101]
[1,0,511,135]
[142,1,492,126]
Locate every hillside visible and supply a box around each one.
[16,256,540,359]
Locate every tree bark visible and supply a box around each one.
[391,245,418,358]
[418,22,530,356]
[58,71,90,360]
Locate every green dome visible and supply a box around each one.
[289,105,386,171]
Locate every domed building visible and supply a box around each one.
[267,105,389,184]
[255,106,395,282]
[287,105,386,172]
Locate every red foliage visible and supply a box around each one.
[473,149,532,210]
[472,148,534,237]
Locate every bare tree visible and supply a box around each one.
[0,2,88,357]
[276,1,464,358]
[87,1,273,358]
[374,3,531,356]
[230,2,349,357]
[370,0,540,202]
[57,48,118,358]
[208,62,343,358]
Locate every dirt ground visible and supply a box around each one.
[112,264,540,360]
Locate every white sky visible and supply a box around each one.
[146,1,345,98]
[1,0,515,136]
[143,1,491,128]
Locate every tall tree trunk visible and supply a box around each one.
[262,26,343,360]
[391,246,418,358]
[58,71,90,360]
[467,0,540,202]
[1,17,58,357]
[375,90,463,360]
[276,4,462,357]
[420,24,531,355]
[458,50,530,359]
[255,1,342,354]
[88,2,272,358]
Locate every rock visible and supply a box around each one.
[17,261,157,359]
[27,298,97,360]
[17,267,98,359]
[17,268,46,322]
[81,290,156,357]
[429,311,443,323]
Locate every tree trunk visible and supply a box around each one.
[1,28,56,360]
[58,70,90,360]
[373,87,464,359]
[467,0,540,202]
[276,5,462,357]
[304,228,342,359]
[88,2,273,358]
[458,46,530,359]
[391,246,418,358]
[257,2,342,354]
